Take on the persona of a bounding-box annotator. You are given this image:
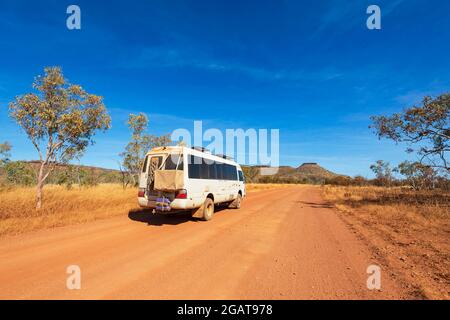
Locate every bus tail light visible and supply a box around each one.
[138,188,145,197]
[175,189,187,199]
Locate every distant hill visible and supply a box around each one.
[25,161,123,185]
[296,162,338,178]
[25,161,119,173]
[243,163,343,184]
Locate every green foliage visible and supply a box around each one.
[324,175,370,186]
[352,175,369,186]
[99,170,123,184]
[49,165,78,188]
[36,164,125,187]
[8,66,111,208]
[120,112,172,185]
[324,175,352,186]
[2,161,35,186]
[370,160,394,186]
[257,175,309,184]
[9,67,111,167]
[78,168,99,187]
[371,93,449,171]
[395,161,438,190]
[242,166,259,183]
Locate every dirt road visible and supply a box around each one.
[0,186,408,299]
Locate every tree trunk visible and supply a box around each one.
[76,167,81,186]
[129,172,136,187]
[36,182,43,210]
[36,163,45,210]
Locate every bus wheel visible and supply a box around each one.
[229,193,242,209]
[202,198,214,221]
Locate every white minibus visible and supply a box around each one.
[137,146,246,221]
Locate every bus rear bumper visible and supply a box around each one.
[138,197,197,211]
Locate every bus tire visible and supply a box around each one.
[202,198,214,221]
[229,193,242,209]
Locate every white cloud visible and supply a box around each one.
[116,46,344,84]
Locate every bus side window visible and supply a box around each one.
[200,158,210,179]
[207,160,217,179]
[216,162,224,180]
[238,170,244,182]
[226,165,232,180]
[188,155,201,178]
[224,164,237,180]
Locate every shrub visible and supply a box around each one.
[2,161,35,186]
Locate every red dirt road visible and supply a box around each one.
[0,186,407,299]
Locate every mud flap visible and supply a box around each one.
[191,204,204,219]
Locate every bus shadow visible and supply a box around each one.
[128,209,194,226]
[213,206,229,213]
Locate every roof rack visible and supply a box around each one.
[215,153,233,160]
[191,146,210,153]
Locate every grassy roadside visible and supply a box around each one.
[0,184,138,237]
[0,183,287,237]
[322,185,450,299]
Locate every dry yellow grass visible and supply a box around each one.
[322,185,450,299]
[0,183,289,237]
[0,184,138,236]
[323,185,450,224]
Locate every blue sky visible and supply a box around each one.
[0,0,449,177]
